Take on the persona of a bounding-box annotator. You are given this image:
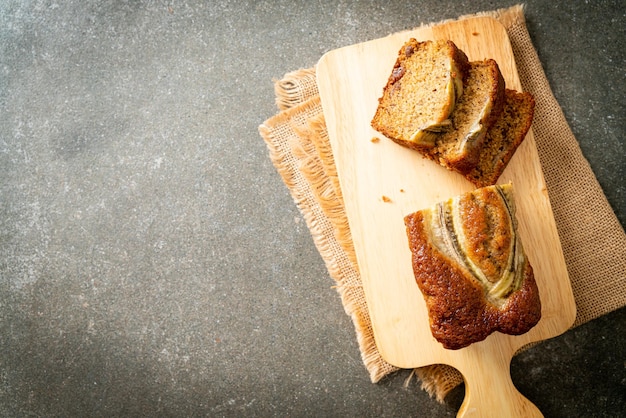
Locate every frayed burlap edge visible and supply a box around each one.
[292,111,358,269]
[274,67,319,111]
[259,98,399,383]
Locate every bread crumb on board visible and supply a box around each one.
[381,195,392,203]
[370,137,381,143]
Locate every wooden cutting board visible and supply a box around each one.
[316,16,576,417]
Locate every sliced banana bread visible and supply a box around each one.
[466,89,536,187]
[371,38,469,149]
[372,38,534,187]
[428,59,506,175]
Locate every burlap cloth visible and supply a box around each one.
[259,4,626,402]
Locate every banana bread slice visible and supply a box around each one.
[428,59,506,175]
[466,89,536,187]
[371,38,469,149]
[404,183,541,350]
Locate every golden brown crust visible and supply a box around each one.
[403,184,541,350]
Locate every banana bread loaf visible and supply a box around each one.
[403,183,541,350]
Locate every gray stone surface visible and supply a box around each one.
[1,1,624,417]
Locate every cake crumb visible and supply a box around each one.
[370,137,380,143]
[382,195,392,203]
[400,189,405,193]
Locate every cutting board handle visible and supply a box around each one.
[456,346,543,418]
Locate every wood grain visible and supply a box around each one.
[317,16,576,417]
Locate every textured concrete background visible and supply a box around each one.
[1,1,624,417]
